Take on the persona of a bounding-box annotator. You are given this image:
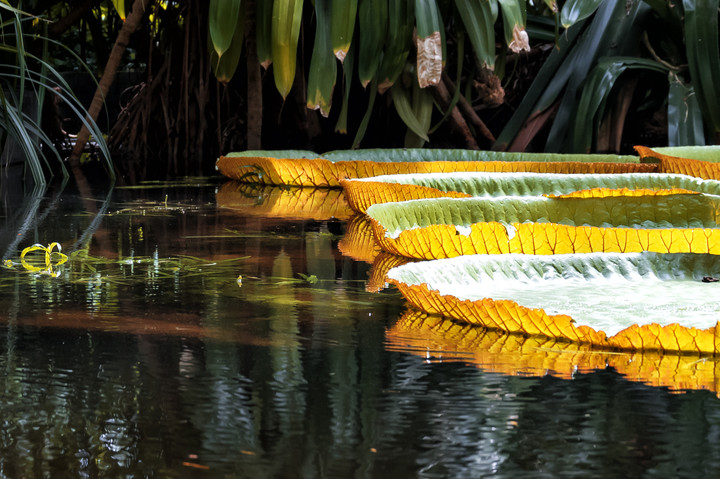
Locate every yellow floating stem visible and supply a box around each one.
[20,242,67,275]
[388,309,720,393]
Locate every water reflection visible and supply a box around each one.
[1,181,720,476]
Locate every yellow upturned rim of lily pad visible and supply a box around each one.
[387,252,720,354]
[388,309,720,393]
[217,149,655,187]
[366,193,720,260]
[340,170,719,214]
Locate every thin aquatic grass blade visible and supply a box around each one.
[387,252,720,354]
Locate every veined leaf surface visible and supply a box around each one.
[217,153,656,186]
[366,194,720,259]
[340,171,720,213]
[387,252,720,353]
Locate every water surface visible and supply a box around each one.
[1,179,720,478]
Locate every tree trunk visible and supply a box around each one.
[69,0,151,166]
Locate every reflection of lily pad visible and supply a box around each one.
[341,172,720,214]
[366,193,720,260]
[387,252,720,354]
[387,309,720,394]
[217,149,656,187]
[216,181,353,220]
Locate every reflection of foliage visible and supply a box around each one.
[0,2,111,184]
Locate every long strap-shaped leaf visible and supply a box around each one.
[454,0,495,68]
[211,2,245,83]
[560,0,603,28]
[667,74,706,146]
[331,0,357,62]
[376,0,414,93]
[307,0,336,116]
[256,0,274,68]
[357,0,388,87]
[682,0,720,132]
[209,0,243,57]
[498,0,529,52]
[272,0,304,99]
[414,0,443,87]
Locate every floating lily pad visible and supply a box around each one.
[216,149,656,187]
[341,171,720,213]
[366,193,720,259]
[387,252,720,354]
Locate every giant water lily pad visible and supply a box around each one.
[387,252,720,354]
[637,145,720,180]
[366,193,720,259]
[340,171,720,214]
[216,149,656,187]
[387,309,720,393]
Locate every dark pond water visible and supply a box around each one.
[2,178,720,478]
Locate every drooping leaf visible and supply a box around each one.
[559,0,603,28]
[340,171,720,213]
[211,4,246,83]
[331,0,358,62]
[414,0,444,87]
[682,0,720,132]
[498,0,529,52]
[388,252,720,354]
[256,0,274,68]
[208,0,243,57]
[572,57,666,152]
[357,0,388,87]
[454,0,495,68]
[272,0,304,98]
[390,79,430,143]
[376,0,414,93]
[667,75,706,146]
[366,193,720,259]
[307,0,337,116]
